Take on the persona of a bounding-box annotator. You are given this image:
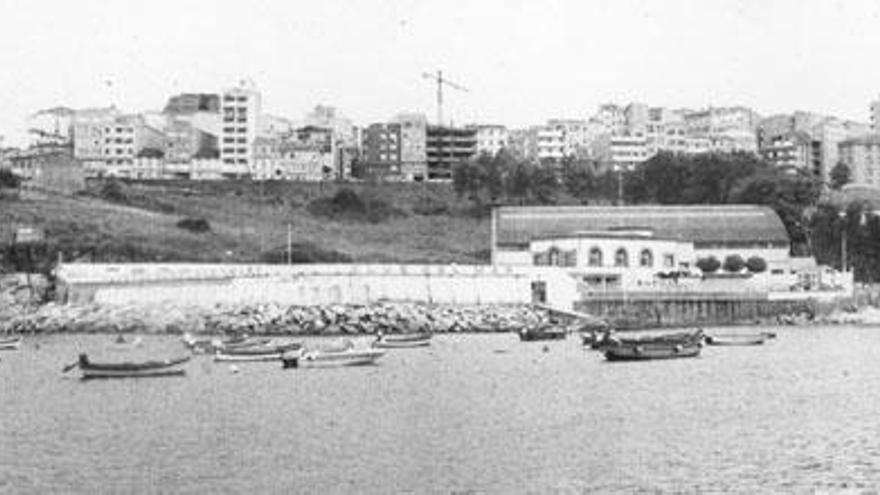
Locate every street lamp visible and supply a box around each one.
[838,210,847,272]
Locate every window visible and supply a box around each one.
[640,249,654,267]
[663,254,675,268]
[614,248,629,267]
[588,247,603,267]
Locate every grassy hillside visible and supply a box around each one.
[0,180,491,270]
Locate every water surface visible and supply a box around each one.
[2,327,880,493]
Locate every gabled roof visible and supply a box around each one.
[493,205,790,247]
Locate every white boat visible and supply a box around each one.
[214,351,285,362]
[372,332,432,349]
[281,347,385,368]
[0,336,22,351]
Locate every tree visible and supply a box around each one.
[745,256,767,273]
[560,157,596,204]
[696,256,721,273]
[830,162,851,190]
[723,254,746,272]
[530,166,559,205]
[505,162,533,205]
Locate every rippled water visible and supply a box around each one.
[2,327,880,493]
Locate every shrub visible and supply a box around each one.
[696,256,721,273]
[306,188,405,223]
[746,256,768,273]
[99,179,129,203]
[723,254,746,273]
[0,169,21,189]
[259,242,351,263]
[176,217,211,233]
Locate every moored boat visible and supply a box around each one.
[603,342,702,361]
[591,328,704,349]
[281,346,385,368]
[213,341,303,362]
[70,354,190,379]
[0,336,22,351]
[704,333,767,346]
[373,332,432,348]
[518,325,567,342]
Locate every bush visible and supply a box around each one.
[307,188,405,223]
[746,256,767,273]
[696,256,721,273]
[723,254,746,272]
[0,169,21,189]
[176,217,211,233]
[99,179,129,203]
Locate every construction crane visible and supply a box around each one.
[422,70,468,126]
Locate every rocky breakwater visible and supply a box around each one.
[1,301,564,336]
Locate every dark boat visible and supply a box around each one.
[72,354,191,379]
[603,341,702,361]
[518,325,567,341]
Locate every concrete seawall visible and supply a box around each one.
[56,262,579,310]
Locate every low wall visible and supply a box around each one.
[56,263,579,309]
[575,292,821,329]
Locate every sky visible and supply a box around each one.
[1,0,879,145]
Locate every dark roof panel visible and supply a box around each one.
[494,205,790,247]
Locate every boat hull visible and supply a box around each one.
[705,335,766,346]
[373,338,431,349]
[518,329,566,341]
[603,343,702,361]
[214,352,284,362]
[282,349,385,368]
[0,337,22,351]
[77,355,190,379]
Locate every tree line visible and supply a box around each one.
[454,150,880,281]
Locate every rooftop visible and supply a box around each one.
[493,205,790,248]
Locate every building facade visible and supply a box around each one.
[219,84,261,174]
[426,126,477,180]
[839,134,880,187]
[469,124,508,158]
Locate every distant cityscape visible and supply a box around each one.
[4,80,880,188]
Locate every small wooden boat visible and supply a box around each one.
[213,341,303,362]
[182,333,270,354]
[592,329,704,349]
[603,342,702,361]
[373,332,432,348]
[0,336,22,351]
[70,353,190,379]
[518,326,567,342]
[704,333,767,346]
[281,347,385,368]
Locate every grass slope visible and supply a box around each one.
[0,181,489,268]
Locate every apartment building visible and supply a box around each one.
[393,113,428,180]
[839,134,880,187]
[426,126,477,180]
[536,126,564,161]
[760,131,820,174]
[684,106,759,153]
[361,123,403,178]
[165,119,218,163]
[219,84,261,175]
[469,124,508,157]
[253,136,333,182]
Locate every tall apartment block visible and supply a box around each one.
[219,84,261,174]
